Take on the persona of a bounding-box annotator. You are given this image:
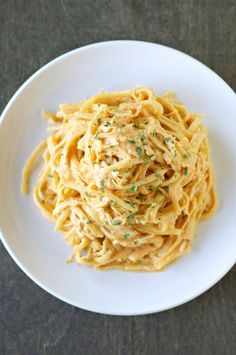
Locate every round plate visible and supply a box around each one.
[0,41,236,315]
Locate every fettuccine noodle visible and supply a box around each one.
[22,87,217,271]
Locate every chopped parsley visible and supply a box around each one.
[135,146,142,156]
[164,137,171,143]
[155,173,162,179]
[48,174,54,178]
[151,132,157,137]
[140,134,147,144]
[111,200,118,207]
[184,167,188,176]
[97,118,103,124]
[88,145,91,148]
[94,131,100,140]
[125,200,136,208]
[113,219,121,225]
[127,215,135,221]
[148,185,155,190]
[99,187,105,193]
[127,184,138,193]
[123,233,130,239]
[100,179,105,186]
[85,191,89,196]
[183,153,189,159]
[104,121,111,127]
[134,123,140,129]
[128,139,136,144]
[87,220,93,225]
[104,154,109,159]
[142,155,152,162]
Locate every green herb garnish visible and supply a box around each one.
[99,187,105,193]
[127,215,135,221]
[104,154,109,159]
[140,134,147,144]
[155,173,162,179]
[123,233,130,239]
[128,139,136,144]
[113,219,121,225]
[111,200,118,207]
[127,184,138,192]
[97,118,103,124]
[184,167,188,176]
[148,185,155,190]
[164,137,171,143]
[183,153,189,159]
[48,174,53,178]
[125,200,136,208]
[135,146,142,156]
[104,122,111,127]
[151,132,157,137]
[100,179,105,186]
[94,131,100,140]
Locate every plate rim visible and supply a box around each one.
[0,40,236,316]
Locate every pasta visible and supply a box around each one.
[22,87,217,271]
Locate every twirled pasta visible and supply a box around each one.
[22,87,217,271]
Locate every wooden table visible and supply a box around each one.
[0,1,235,354]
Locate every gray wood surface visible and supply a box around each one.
[0,1,236,354]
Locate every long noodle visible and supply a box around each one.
[21,87,217,271]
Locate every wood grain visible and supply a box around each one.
[0,1,236,354]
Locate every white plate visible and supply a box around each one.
[0,41,236,316]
